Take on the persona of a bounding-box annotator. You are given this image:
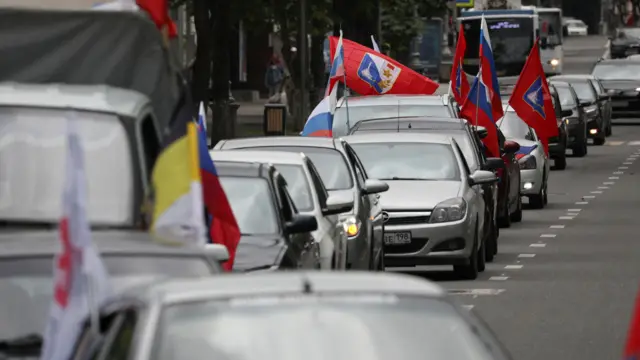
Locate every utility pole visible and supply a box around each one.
[300,0,309,124]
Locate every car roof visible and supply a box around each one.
[0,82,151,118]
[214,160,271,178]
[210,150,306,166]
[0,230,210,257]
[343,132,453,145]
[548,75,592,83]
[217,136,339,150]
[336,94,447,108]
[595,59,640,65]
[120,271,447,305]
[352,117,466,131]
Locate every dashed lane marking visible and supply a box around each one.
[540,234,557,238]
[448,289,505,295]
[519,254,536,258]
[567,213,580,216]
[559,216,574,220]
[582,195,596,199]
[604,182,615,185]
[624,162,633,165]
[576,201,589,205]
[463,305,475,310]
[530,243,546,248]
[613,171,624,175]
[609,176,620,180]
[550,225,565,229]
[568,209,582,212]
[489,276,509,281]
[608,141,625,146]
[591,191,603,194]
[629,141,640,145]
[504,265,523,270]
[598,186,609,189]
[619,167,629,169]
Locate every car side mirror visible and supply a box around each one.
[286,214,318,234]
[475,126,488,139]
[468,170,498,186]
[483,157,505,171]
[503,140,520,154]
[204,244,230,265]
[322,192,354,216]
[561,109,573,117]
[363,179,389,195]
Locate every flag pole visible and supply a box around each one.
[339,27,351,131]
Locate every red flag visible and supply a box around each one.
[624,289,640,359]
[136,0,177,38]
[461,77,500,158]
[329,36,439,96]
[450,24,471,105]
[508,40,558,155]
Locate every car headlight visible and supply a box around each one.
[429,198,467,223]
[564,117,577,124]
[635,87,640,92]
[550,58,559,66]
[519,155,537,170]
[340,215,361,238]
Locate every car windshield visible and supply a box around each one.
[497,113,534,140]
[349,142,460,181]
[0,107,134,226]
[0,256,212,340]
[554,86,577,108]
[618,28,640,38]
[333,104,451,136]
[219,177,279,234]
[246,147,353,190]
[592,64,640,81]
[569,81,596,101]
[154,295,504,360]
[272,164,314,212]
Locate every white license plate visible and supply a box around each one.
[612,101,629,107]
[384,232,412,245]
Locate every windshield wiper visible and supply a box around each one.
[0,333,43,357]
[381,177,427,181]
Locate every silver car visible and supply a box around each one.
[332,94,460,136]
[69,272,514,360]
[497,108,551,209]
[343,133,498,280]
[210,150,353,270]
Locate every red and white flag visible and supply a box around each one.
[41,118,112,360]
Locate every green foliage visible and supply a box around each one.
[380,0,422,57]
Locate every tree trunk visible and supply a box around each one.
[210,0,233,144]
[191,0,212,107]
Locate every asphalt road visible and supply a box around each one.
[393,36,640,360]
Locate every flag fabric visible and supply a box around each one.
[371,35,381,52]
[329,36,439,96]
[41,117,112,360]
[195,103,241,271]
[135,0,177,38]
[625,288,640,359]
[302,31,345,137]
[508,40,558,155]
[450,24,471,105]
[461,76,501,158]
[150,89,207,246]
[479,16,504,122]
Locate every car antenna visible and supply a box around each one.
[302,276,313,294]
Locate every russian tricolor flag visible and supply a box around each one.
[479,15,504,122]
[302,31,345,137]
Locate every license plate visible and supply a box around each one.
[384,232,412,245]
[612,100,629,107]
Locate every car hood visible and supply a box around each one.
[611,38,640,46]
[599,80,640,92]
[378,180,461,210]
[232,235,286,272]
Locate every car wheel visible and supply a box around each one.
[510,196,523,222]
[477,239,486,272]
[594,132,606,146]
[529,185,545,209]
[485,220,497,262]
[497,192,512,228]
[454,224,479,280]
[554,154,567,170]
[543,181,548,205]
[606,122,612,137]
[573,141,587,157]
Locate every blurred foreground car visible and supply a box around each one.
[0,230,227,356]
[211,150,354,270]
[344,133,498,279]
[215,161,321,271]
[548,83,570,169]
[609,27,640,58]
[592,58,640,119]
[214,137,388,271]
[550,81,589,156]
[498,108,551,209]
[69,272,514,360]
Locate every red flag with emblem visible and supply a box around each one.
[329,36,439,96]
[450,24,471,105]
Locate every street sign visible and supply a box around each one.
[456,0,474,7]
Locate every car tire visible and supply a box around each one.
[477,239,486,272]
[454,225,479,280]
[554,154,567,170]
[573,141,587,157]
[376,248,385,272]
[510,196,523,222]
[485,220,497,262]
[497,193,512,228]
[606,123,612,137]
[593,132,606,146]
[543,181,548,205]
[529,184,545,209]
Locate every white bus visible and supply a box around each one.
[528,7,564,76]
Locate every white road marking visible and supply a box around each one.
[576,201,589,205]
[629,141,640,145]
[631,154,639,157]
[624,162,633,165]
[567,213,580,216]
[530,243,546,247]
[540,234,557,238]
[559,216,574,220]
[489,276,509,281]
[613,171,624,175]
[619,167,629,169]
[598,186,609,189]
[550,225,565,229]
[504,265,523,270]
[448,289,505,295]
[568,209,582,212]
[608,141,625,146]
[582,195,596,199]
[519,254,536,258]
[591,191,603,194]
[604,182,615,185]
[462,305,475,310]
[609,176,620,179]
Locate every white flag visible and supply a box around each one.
[41,117,112,360]
[371,35,380,52]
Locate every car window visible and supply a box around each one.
[453,143,472,176]
[102,311,137,360]
[219,176,280,234]
[350,142,461,181]
[333,104,453,135]
[271,164,314,212]
[592,64,640,81]
[589,79,603,95]
[439,131,480,171]
[343,143,367,188]
[277,175,298,222]
[497,113,533,140]
[569,81,596,101]
[245,146,354,190]
[72,314,120,360]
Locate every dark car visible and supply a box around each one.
[592,58,640,119]
[215,161,321,271]
[609,27,640,58]
[550,76,605,145]
[548,83,569,169]
[348,116,512,262]
[0,230,226,349]
[551,81,589,157]
[214,137,388,271]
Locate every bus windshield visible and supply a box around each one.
[539,10,563,46]
[462,16,535,77]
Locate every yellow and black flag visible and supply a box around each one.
[149,88,206,246]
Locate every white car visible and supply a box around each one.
[565,19,588,36]
[497,108,551,209]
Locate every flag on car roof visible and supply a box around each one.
[460,76,500,158]
[149,88,206,246]
[508,40,558,155]
[195,103,241,271]
[479,15,504,122]
[41,117,112,360]
[450,23,471,106]
[329,36,439,96]
[302,30,345,137]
